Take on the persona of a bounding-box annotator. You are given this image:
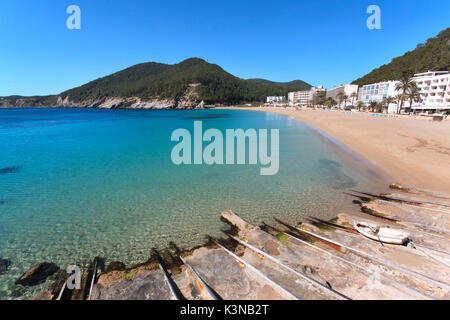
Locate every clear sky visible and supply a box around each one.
[0,0,449,96]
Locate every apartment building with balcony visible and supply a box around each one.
[326,84,359,107]
[358,81,400,113]
[288,86,326,106]
[411,70,450,114]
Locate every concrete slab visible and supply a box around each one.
[92,269,173,300]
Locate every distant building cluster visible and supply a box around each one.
[266,96,286,104]
[326,84,358,106]
[266,70,450,114]
[287,86,326,106]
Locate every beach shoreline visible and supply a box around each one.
[4,107,449,300]
[4,107,391,300]
[222,107,450,193]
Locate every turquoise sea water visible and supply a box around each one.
[0,108,389,299]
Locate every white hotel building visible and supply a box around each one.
[358,71,450,114]
[358,80,400,113]
[411,70,450,114]
[288,86,326,106]
[266,96,286,104]
[326,84,359,107]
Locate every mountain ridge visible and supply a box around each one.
[353,28,450,85]
[0,58,311,109]
[247,79,311,91]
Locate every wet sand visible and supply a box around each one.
[226,107,450,193]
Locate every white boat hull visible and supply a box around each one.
[353,221,409,245]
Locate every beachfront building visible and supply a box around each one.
[326,84,359,108]
[288,86,326,106]
[358,81,400,113]
[288,90,310,106]
[411,71,450,114]
[266,96,286,104]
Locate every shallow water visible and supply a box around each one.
[0,108,389,299]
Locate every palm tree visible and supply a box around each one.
[336,92,346,109]
[325,97,336,109]
[330,97,337,107]
[395,75,415,114]
[382,96,396,113]
[376,102,384,113]
[315,97,326,108]
[368,101,377,112]
[406,83,421,112]
[350,92,358,106]
[342,94,349,109]
[356,101,365,111]
[394,93,405,114]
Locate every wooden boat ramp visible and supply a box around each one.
[39,185,450,300]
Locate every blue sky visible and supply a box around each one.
[0,0,449,96]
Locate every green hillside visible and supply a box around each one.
[0,95,58,107]
[61,58,304,105]
[61,62,171,101]
[247,79,311,91]
[353,28,450,86]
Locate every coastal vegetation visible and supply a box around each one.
[382,96,397,113]
[0,58,311,107]
[405,85,421,111]
[325,97,337,109]
[350,92,358,106]
[336,92,348,108]
[246,79,311,91]
[353,28,450,85]
[395,76,414,110]
[356,101,365,111]
[0,95,58,107]
[63,58,297,105]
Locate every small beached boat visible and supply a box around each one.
[353,221,409,245]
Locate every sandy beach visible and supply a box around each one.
[226,107,450,193]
